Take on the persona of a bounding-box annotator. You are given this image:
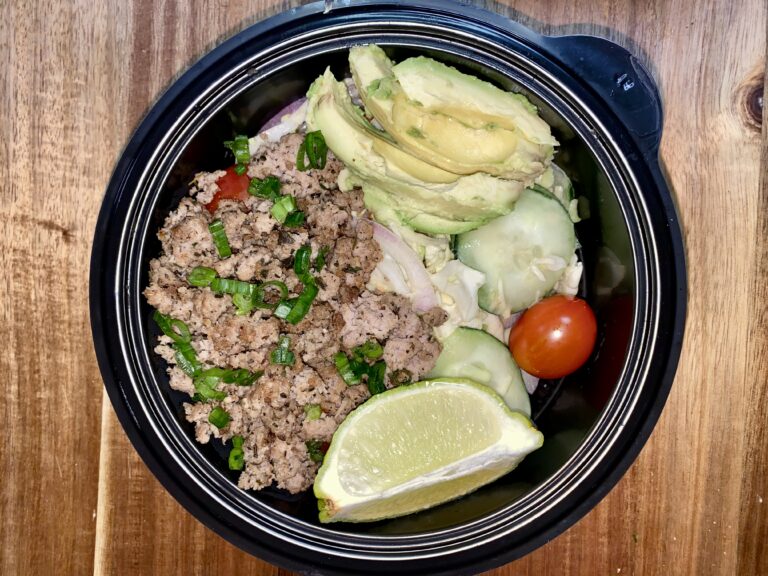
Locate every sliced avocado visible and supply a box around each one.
[363,185,483,235]
[306,68,521,232]
[349,45,556,180]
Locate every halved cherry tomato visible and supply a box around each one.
[205,165,250,213]
[508,295,597,379]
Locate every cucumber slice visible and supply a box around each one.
[457,187,576,316]
[427,327,530,416]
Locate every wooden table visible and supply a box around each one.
[2,0,766,574]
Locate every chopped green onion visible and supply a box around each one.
[270,335,295,365]
[334,352,361,386]
[297,131,328,171]
[270,195,298,224]
[389,368,412,386]
[175,340,201,373]
[193,372,227,401]
[248,175,281,201]
[187,266,217,287]
[224,135,250,175]
[232,292,254,316]
[210,277,256,296]
[208,406,231,429]
[154,311,201,375]
[354,340,383,360]
[208,219,232,258]
[313,246,329,272]
[283,211,305,228]
[251,280,288,309]
[285,280,318,325]
[222,368,263,386]
[273,299,295,320]
[153,311,191,344]
[367,361,387,395]
[293,245,312,280]
[304,404,322,420]
[228,436,245,470]
[174,348,199,377]
[305,439,326,463]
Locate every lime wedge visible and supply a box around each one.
[313,378,543,523]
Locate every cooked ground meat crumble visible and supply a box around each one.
[145,133,445,493]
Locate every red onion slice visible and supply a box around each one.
[370,221,439,313]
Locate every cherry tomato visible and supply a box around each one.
[205,165,250,213]
[508,295,597,379]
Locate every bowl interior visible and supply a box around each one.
[140,46,635,535]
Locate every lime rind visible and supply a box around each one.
[313,378,543,523]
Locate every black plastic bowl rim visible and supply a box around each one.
[89,2,687,574]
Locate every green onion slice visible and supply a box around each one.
[304,404,322,420]
[297,131,328,171]
[283,211,305,228]
[193,372,227,401]
[270,195,298,224]
[251,280,288,310]
[248,175,281,201]
[153,311,191,344]
[270,335,295,365]
[208,219,232,258]
[273,299,295,320]
[224,134,250,174]
[187,266,217,287]
[174,348,199,377]
[354,340,384,360]
[284,280,318,325]
[293,245,312,279]
[232,292,254,316]
[208,406,231,429]
[313,246,329,272]
[305,439,326,463]
[222,368,263,386]
[366,360,387,395]
[228,436,245,470]
[210,277,256,297]
[334,352,361,386]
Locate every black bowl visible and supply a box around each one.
[90,2,686,574]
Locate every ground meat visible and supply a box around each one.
[144,133,443,494]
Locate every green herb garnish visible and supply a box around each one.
[284,280,318,325]
[187,266,217,287]
[304,404,322,420]
[283,211,306,228]
[296,131,328,171]
[270,335,295,365]
[270,195,298,224]
[247,175,281,201]
[305,439,326,463]
[208,219,232,258]
[353,340,384,360]
[366,361,387,395]
[251,280,289,310]
[313,246,329,272]
[334,351,361,386]
[224,135,250,175]
[208,407,231,429]
[153,311,201,376]
[229,435,245,470]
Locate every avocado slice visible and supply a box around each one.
[349,45,557,180]
[306,68,522,233]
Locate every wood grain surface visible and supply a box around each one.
[1,0,766,574]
